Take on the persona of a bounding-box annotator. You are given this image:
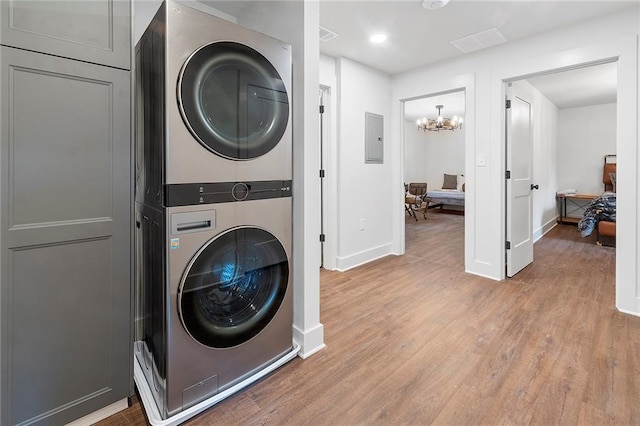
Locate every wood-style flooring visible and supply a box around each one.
[98,211,639,425]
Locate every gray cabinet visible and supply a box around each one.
[0,45,131,425]
[0,0,131,70]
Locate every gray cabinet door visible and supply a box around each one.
[0,0,131,70]
[0,46,131,425]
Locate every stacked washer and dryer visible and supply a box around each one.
[134,1,296,421]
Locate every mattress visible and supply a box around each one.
[426,189,465,206]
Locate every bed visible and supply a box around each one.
[426,173,465,211]
[577,155,616,246]
[426,189,465,208]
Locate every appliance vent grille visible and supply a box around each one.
[451,27,507,53]
[319,26,339,42]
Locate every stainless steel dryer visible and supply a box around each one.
[162,0,292,184]
[135,191,293,419]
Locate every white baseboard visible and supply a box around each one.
[293,323,326,359]
[65,398,128,426]
[336,243,393,271]
[534,218,558,243]
[617,307,640,317]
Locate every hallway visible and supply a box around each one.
[101,213,634,425]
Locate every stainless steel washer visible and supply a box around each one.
[135,195,293,419]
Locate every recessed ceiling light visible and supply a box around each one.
[423,0,450,10]
[370,34,387,44]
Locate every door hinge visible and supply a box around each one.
[320,234,326,242]
[319,105,325,114]
[505,241,511,250]
[320,169,325,178]
[506,99,511,109]
[505,170,511,179]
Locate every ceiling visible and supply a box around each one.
[405,91,465,123]
[526,62,617,109]
[205,0,626,110]
[319,0,637,76]
[404,61,618,124]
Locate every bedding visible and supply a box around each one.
[577,193,616,237]
[426,189,465,207]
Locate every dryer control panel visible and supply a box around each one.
[164,180,292,207]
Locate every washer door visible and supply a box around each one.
[178,227,289,348]
[178,41,289,160]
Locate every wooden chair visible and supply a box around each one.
[405,182,428,220]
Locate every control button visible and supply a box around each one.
[232,182,250,201]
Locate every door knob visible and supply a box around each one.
[531,184,539,190]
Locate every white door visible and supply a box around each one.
[319,88,326,267]
[506,81,535,277]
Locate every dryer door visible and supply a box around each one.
[178,41,289,161]
[178,227,289,348]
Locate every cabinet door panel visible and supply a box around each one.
[0,46,131,425]
[0,0,131,70]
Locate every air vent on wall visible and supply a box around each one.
[319,26,339,42]
[450,27,507,54]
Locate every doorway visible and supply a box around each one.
[504,60,618,277]
[403,90,466,264]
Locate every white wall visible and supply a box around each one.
[391,7,639,314]
[404,121,465,189]
[335,57,393,270]
[523,80,559,241]
[556,103,617,195]
[403,121,428,184]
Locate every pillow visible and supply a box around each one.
[457,174,465,191]
[609,172,616,193]
[442,173,458,190]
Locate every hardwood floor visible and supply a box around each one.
[98,212,638,425]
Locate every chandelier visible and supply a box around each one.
[416,105,463,132]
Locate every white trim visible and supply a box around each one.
[293,324,326,359]
[335,243,393,271]
[134,344,300,426]
[617,307,640,318]
[533,218,557,243]
[464,269,501,282]
[65,398,128,426]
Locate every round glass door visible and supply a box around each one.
[178,227,289,348]
[178,41,289,160]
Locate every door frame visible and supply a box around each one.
[396,74,475,273]
[495,37,638,313]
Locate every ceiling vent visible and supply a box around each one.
[450,27,507,54]
[319,26,339,42]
